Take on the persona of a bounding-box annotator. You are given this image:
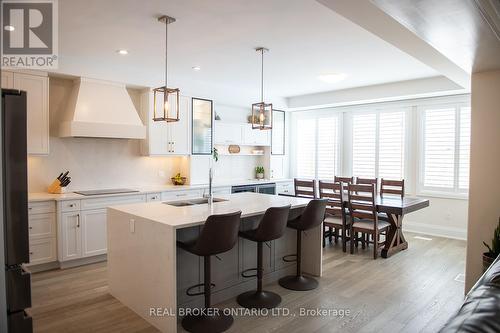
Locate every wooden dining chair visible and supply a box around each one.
[347,183,390,259]
[319,181,348,251]
[380,179,404,198]
[356,177,378,194]
[294,179,317,198]
[334,176,354,191]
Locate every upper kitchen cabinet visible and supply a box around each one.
[271,110,285,155]
[192,98,213,155]
[2,71,49,155]
[140,90,190,156]
[242,124,270,146]
[214,122,270,146]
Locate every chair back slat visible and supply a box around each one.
[380,179,404,198]
[334,176,354,191]
[294,178,317,198]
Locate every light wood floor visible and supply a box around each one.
[30,232,466,333]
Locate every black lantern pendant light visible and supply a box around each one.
[252,47,272,130]
[153,15,180,122]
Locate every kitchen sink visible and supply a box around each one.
[165,197,228,207]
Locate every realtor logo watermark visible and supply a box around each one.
[1,0,58,69]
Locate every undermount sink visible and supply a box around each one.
[165,197,228,207]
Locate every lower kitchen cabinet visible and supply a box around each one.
[60,211,82,261]
[27,201,56,266]
[81,209,107,257]
[29,238,57,265]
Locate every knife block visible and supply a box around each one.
[48,179,66,194]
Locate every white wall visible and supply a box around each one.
[289,95,470,240]
[465,70,500,291]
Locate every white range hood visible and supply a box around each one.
[58,78,146,139]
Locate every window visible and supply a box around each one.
[351,110,406,180]
[419,105,471,195]
[295,115,339,179]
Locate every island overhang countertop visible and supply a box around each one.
[107,192,311,229]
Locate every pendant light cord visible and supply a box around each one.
[260,48,264,103]
[165,19,168,87]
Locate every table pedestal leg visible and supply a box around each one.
[381,213,408,258]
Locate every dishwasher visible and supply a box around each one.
[231,183,276,195]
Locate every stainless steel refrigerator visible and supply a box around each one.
[2,89,33,332]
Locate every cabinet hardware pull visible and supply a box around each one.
[69,204,74,207]
[29,226,33,230]
[76,214,80,228]
[29,252,33,255]
[28,207,32,210]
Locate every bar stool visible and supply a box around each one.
[177,211,242,333]
[237,205,291,309]
[279,199,327,291]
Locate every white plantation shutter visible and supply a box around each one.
[317,117,338,179]
[379,112,405,180]
[420,105,471,195]
[295,115,339,179]
[296,118,316,178]
[352,113,376,178]
[459,107,471,190]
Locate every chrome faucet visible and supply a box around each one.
[204,167,213,205]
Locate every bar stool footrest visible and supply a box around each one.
[282,254,297,263]
[186,283,216,296]
[241,268,258,278]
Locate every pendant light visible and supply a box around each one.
[252,47,272,130]
[153,15,180,122]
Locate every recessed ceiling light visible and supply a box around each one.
[4,25,15,31]
[318,73,347,83]
[116,49,128,55]
[192,66,201,71]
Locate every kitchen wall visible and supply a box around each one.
[28,77,187,192]
[465,69,500,292]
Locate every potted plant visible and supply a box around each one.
[255,166,265,179]
[483,218,500,272]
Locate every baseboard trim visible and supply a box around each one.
[59,254,107,269]
[403,221,467,240]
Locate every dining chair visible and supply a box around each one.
[294,178,317,198]
[334,176,354,191]
[380,179,405,198]
[356,177,378,194]
[319,181,348,252]
[347,183,390,259]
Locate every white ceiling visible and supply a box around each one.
[54,0,438,107]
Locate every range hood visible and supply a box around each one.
[58,78,146,139]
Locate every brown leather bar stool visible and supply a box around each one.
[237,205,291,309]
[177,211,242,333]
[279,199,327,291]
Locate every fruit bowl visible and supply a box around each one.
[171,177,187,186]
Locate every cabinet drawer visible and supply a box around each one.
[28,201,55,214]
[80,194,146,210]
[28,213,55,239]
[28,238,56,265]
[276,182,294,195]
[147,193,162,202]
[211,187,231,195]
[60,200,81,212]
[162,189,203,201]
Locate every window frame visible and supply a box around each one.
[417,102,470,199]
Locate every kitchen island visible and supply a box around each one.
[106,192,318,333]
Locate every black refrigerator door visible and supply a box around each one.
[6,266,31,312]
[2,90,29,266]
[8,310,33,333]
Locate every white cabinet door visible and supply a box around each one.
[81,209,107,257]
[270,156,285,180]
[29,238,57,265]
[169,95,190,155]
[1,71,14,89]
[215,123,243,144]
[13,73,49,155]
[28,213,56,239]
[242,124,270,146]
[60,212,82,261]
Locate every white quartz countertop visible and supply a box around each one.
[108,192,310,229]
[28,178,293,202]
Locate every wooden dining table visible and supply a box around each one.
[368,196,430,258]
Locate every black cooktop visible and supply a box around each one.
[74,188,140,196]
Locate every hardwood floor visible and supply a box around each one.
[30,232,466,333]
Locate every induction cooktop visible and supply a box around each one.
[74,188,140,196]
